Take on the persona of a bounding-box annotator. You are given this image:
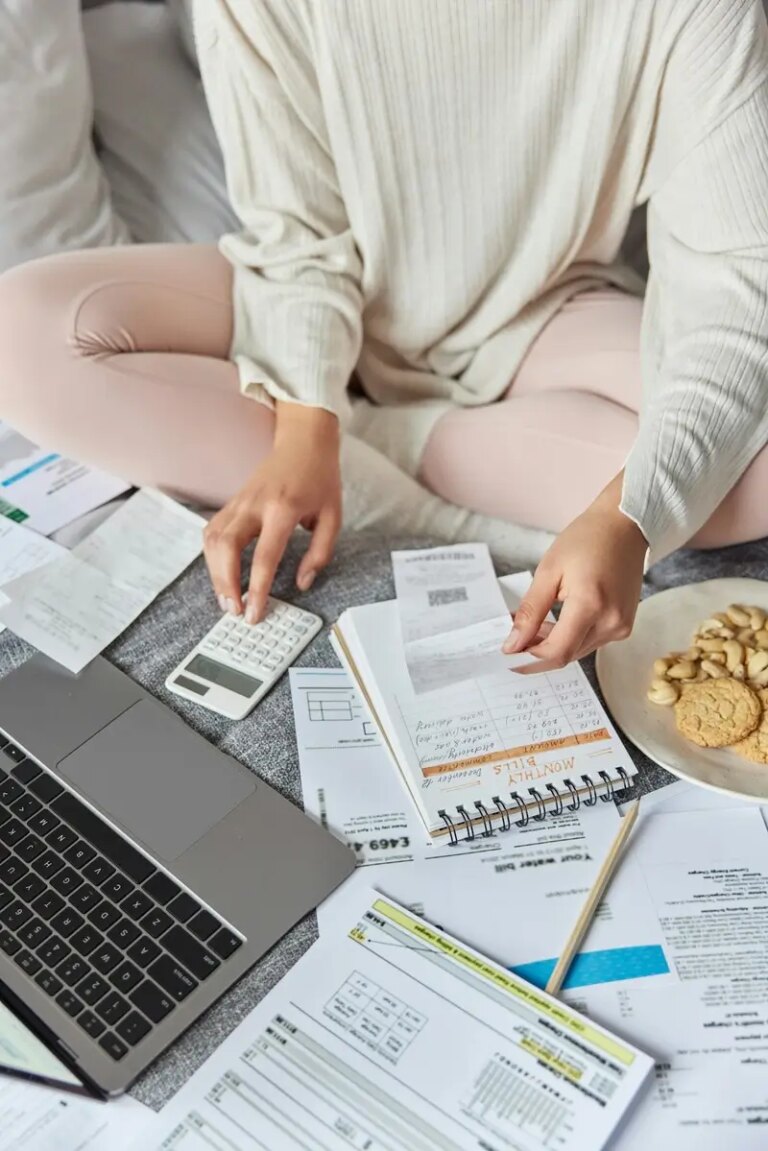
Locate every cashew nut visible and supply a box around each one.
[747,651,768,679]
[755,629,768,650]
[733,664,746,681]
[749,607,767,632]
[749,668,768,689]
[667,660,697,680]
[723,641,746,672]
[700,659,728,679]
[697,638,726,653]
[647,679,679,706]
[737,627,756,645]
[653,657,673,678]
[726,605,752,627]
[685,646,702,661]
[697,617,726,636]
[707,652,727,665]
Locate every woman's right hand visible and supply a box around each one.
[203,403,341,623]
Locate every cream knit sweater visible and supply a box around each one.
[196,0,768,560]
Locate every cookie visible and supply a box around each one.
[733,688,768,763]
[674,678,761,749]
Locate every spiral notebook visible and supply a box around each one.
[331,574,638,842]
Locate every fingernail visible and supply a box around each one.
[245,604,258,625]
[217,594,227,613]
[298,570,316,591]
[225,597,240,616]
[503,628,520,654]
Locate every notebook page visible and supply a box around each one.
[341,587,636,835]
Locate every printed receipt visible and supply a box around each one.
[0,519,66,635]
[393,543,524,693]
[0,489,204,672]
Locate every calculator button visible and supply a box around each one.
[241,642,254,653]
[231,653,244,663]
[261,639,276,650]
[264,659,280,672]
[221,643,234,654]
[293,624,308,635]
[277,643,293,657]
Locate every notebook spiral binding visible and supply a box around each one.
[437,766,633,846]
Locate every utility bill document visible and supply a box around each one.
[0,490,204,672]
[131,887,652,1151]
[0,519,65,635]
[0,1075,151,1151]
[392,543,529,693]
[0,421,128,536]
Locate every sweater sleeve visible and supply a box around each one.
[194,0,363,423]
[621,4,768,561]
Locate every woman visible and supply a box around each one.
[1,0,767,668]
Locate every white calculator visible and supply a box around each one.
[166,597,322,720]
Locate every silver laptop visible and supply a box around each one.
[0,654,354,1097]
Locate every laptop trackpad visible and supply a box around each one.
[56,700,255,861]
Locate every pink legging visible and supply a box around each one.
[0,243,765,548]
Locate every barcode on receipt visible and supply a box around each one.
[428,587,468,607]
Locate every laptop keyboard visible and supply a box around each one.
[0,737,242,1063]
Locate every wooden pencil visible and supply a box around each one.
[545,800,641,996]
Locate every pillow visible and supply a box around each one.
[0,0,129,272]
[83,1,237,244]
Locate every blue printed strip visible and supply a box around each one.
[2,453,60,488]
[511,945,670,991]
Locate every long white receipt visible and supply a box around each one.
[131,886,652,1151]
[0,490,204,672]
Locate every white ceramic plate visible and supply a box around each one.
[595,578,768,804]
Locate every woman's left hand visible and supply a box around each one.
[503,475,647,666]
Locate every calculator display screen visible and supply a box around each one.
[185,654,263,698]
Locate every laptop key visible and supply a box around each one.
[122,892,153,922]
[0,856,28,885]
[64,841,97,870]
[116,1010,151,1047]
[188,910,220,942]
[70,925,103,957]
[35,970,63,998]
[27,774,64,803]
[82,858,115,887]
[32,890,65,921]
[58,956,91,988]
[14,873,45,902]
[130,980,174,1023]
[3,745,27,766]
[0,804,9,827]
[91,942,122,975]
[142,873,180,906]
[10,793,42,821]
[70,882,101,914]
[0,901,32,930]
[127,937,161,968]
[0,928,20,956]
[56,990,83,1018]
[50,908,84,938]
[142,908,173,939]
[0,883,14,912]
[147,955,197,1002]
[96,991,130,1025]
[78,973,110,1006]
[14,949,42,976]
[10,758,40,783]
[50,794,154,884]
[51,867,83,897]
[162,926,220,980]
[110,960,142,994]
[17,918,51,950]
[108,918,140,949]
[17,833,46,862]
[37,937,71,967]
[0,777,23,805]
[27,810,60,838]
[32,850,66,879]
[77,1010,106,1039]
[99,1032,128,1061]
[0,818,28,846]
[167,893,201,924]
[46,825,77,853]
[88,902,121,932]
[102,874,134,904]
